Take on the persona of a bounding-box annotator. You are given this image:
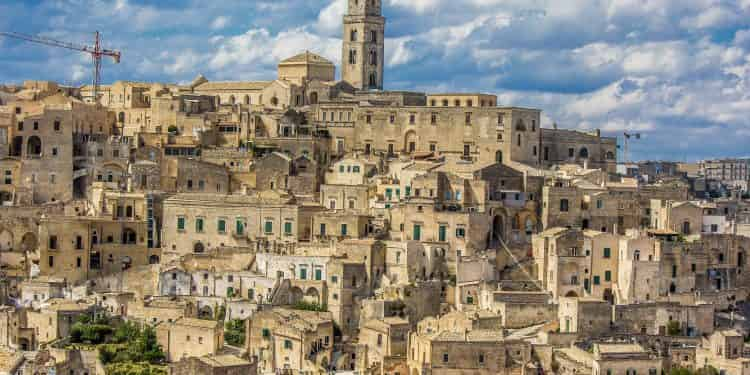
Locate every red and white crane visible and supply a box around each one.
[0,31,121,104]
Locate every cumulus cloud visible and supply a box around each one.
[211,16,230,30]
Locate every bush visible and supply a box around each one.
[104,362,166,375]
[292,301,327,312]
[70,322,112,345]
[98,325,164,366]
[225,319,245,347]
[167,125,179,135]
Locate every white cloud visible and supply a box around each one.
[211,16,230,30]
[70,64,86,83]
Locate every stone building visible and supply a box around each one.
[246,308,334,373]
[156,317,224,362]
[168,354,257,375]
[407,317,531,375]
[591,343,662,375]
[162,191,321,258]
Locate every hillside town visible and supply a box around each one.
[1,1,750,375]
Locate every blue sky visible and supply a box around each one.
[2,0,750,161]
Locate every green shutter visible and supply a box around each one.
[603,248,611,258]
[236,219,244,235]
[177,217,185,231]
[264,221,272,233]
[385,188,392,200]
[196,218,203,232]
[284,222,292,235]
[300,269,307,280]
[315,269,322,281]
[218,219,226,233]
[439,226,447,242]
[405,186,411,196]
[320,224,326,236]
[341,224,347,236]
[605,270,612,282]
[594,276,600,285]
[413,225,421,241]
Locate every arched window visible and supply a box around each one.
[606,151,615,160]
[350,29,358,41]
[270,97,279,106]
[495,151,503,163]
[371,30,377,43]
[118,112,125,123]
[370,50,377,65]
[244,95,250,105]
[579,148,589,159]
[349,49,357,64]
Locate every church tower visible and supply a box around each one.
[342,0,385,90]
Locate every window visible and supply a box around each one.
[284,222,292,235]
[48,255,54,267]
[236,219,244,235]
[479,353,484,364]
[350,29,358,41]
[455,227,466,238]
[49,235,58,250]
[463,144,471,158]
[320,223,327,237]
[596,199,603,209]
[264,221,273,234]
[603,248,611,258]
[568,148,575,158]
[465,112,472,125]
[177,217,186,231]
[439,225,447,242]
[300,268,307,280]
[605,270,611,281]
[371,30,377,42]
[560,199,569,212]
[315,269,322,281]
[53,120,60,131]
[17,122,23,131]
[431,112,437,124]
[349,49,357,64]
[366,114,372,124]
[467,100,473,107]
[443,353,449,363]
[413,224,421,241]
[262,328,271,338]
[389,114,395,124]
[195,218,204,233]
[593,275,600,285]
[3,170,10,185]
[341,224,348,236]
[409,114,415,124]
[217,219,226,234]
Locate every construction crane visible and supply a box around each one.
[0,31,121,104]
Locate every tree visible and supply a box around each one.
[225,319,245,347]
[667,320,681,336]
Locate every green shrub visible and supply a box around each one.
[225,319,245,347]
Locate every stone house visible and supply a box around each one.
[246,308,334,374]
[156,317,224,362]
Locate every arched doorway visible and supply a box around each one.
[603,288,614,304]
[579,148,589,159]
[198,306,213,319]
[404,131,417,153]
[289,287,304,304]
[565,291,579,297]
[121,228,136,244]
[26,136,42,157]
[495,151,503,163]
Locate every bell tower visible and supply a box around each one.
[342,0,385,90]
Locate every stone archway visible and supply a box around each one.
[565,291,579,298]
[289,287,304,304]
[304,287,321,305]
[20,232,37,252]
